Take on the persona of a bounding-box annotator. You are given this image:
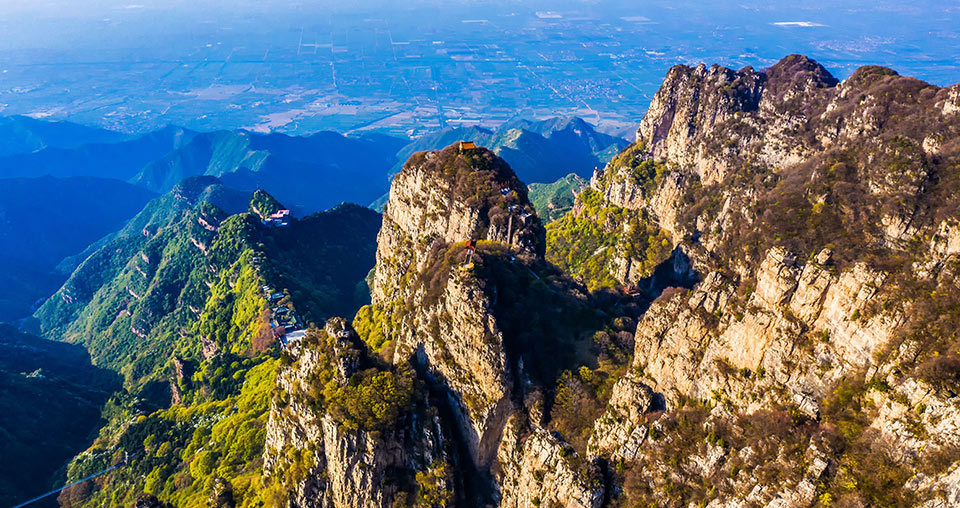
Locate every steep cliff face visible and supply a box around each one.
[497,416,604,508]
[634,55,837,186]
[601,56,960,261]
[361,142,607,506]
[575,55,960,506]
[372,143,544,303]
[370,144,541,460]
[341,64,960,504]
[619,248,902,410]
[263,319,452,508]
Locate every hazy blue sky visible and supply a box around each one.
[1,0,956,66]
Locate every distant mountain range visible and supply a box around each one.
[393,117,628,184]
[0,115,128,158]
[0,114,628,324]
[130,130,408,214]
[0,126,402,212]
[0,177,157,322]
[0,125,196,181]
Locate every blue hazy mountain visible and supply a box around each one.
[0,115,128,158]
[0,125,197,180]
[131,130,408,214]
[394,117,628,184]
[54,175,254,278]
[0,176,157,322]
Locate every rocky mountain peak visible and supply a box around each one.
[636,55,844,184]
[573,55,960,506]
[844,63,902,88]
[372,142,544,303]
[369,143,541,458]
[348,142,618,507]
[764,53,839,96]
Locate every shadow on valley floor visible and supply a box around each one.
[0,324,121,508]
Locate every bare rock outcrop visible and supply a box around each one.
[372,144,543,304]
[635,55,836,185]
[369,144,546,467]
[366,142,602,502]
[263,320,451,508]
[618,246,901,411]
[497,416,604,508]
[261,56,960,506]
[579,56,960,505]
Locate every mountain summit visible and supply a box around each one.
[570,54,960,506]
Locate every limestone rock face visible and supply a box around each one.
[942,84,960,115]
[590,158,651,210]
[753,247,800,310]
[933,220,960,258]
[370,144,544,466]
[259,56,960,506]
[910,463,960,508]
[574,55,960,507]
[263,321,449,508]
[497,416,604,508]
[637,63,762,185]
[618,246,903,410]
[407,269,513,464]
[588,370,653,461]
[315,415,409,508]
[365,142,603,504]
[584,238,960,505]
[645,170,686,236]
[635,56,836,185]
[372,144,543,304]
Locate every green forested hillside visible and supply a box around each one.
[258,203,381,322]
[545,186,672,291]
[27,179,381,507]
[528,173,588,223]
[58,357,279,508]
[36,178,379,390]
